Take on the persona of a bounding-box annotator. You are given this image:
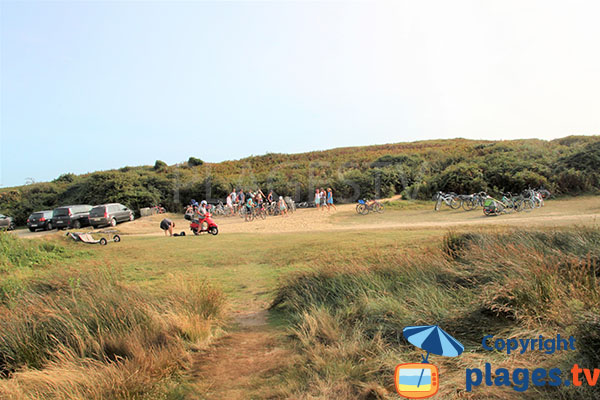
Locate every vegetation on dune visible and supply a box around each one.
[1,136,600,224]
[0,234,226,400]
[271,227,600,399]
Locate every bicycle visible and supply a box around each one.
[434,192,461,211]
[254,204,267,220]
[356,199,384,215]
[284,197,296,213]
[462,192,487,211]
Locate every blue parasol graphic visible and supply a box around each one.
[403,325,464,387]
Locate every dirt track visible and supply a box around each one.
[116,196,600,237]
[13,196,600,240]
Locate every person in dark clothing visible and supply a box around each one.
[160,218,175,236]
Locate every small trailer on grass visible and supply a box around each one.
[66,229,121,245]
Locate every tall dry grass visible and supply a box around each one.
[0,234,226,399]
[272,227,600,399]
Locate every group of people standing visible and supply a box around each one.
[314,187,336,211]
[226,189,289,217]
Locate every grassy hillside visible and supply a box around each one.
[2,136,599,224]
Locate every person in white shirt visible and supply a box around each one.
[314,188,321,209]
[226,194,234,215]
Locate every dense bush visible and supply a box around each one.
[188,157,204,167]
[153,160,167,171]
[1,136,599,224]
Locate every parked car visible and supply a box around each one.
[27,210,54,232]
[52,205,92,230]
[89,203,134,228]
[0,214,16,230]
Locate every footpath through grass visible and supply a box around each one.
[100,229,441,312]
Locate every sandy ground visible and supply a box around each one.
[116,196,600,237]
[14,196,600,239]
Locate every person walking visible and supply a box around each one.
[278,196,288,217]
[226,193,234,215]
[326,187,336,211]
[320,188,326,212]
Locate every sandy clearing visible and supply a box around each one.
[113,196,600,237]
[14,196,600,239]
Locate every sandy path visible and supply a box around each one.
[113,196,600,237]
[188,311,292,400]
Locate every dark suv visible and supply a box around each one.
[0,214,16,230]
[52,205,92,229]
[27,210,54,231]
[89,203,134,228]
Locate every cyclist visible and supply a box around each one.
[267,190,274,204]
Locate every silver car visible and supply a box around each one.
[0,214,16,230]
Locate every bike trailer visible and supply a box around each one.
[483,198,497,213]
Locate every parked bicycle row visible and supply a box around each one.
[433,188,551,215]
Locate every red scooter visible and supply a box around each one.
[190,213,219,235]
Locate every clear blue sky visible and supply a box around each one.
[1,0,599,187]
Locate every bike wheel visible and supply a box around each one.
[462,199,476,211]
[357,204,368,215]
[449,197,462,209]
[515,199,524,212]
[374,203,383,213]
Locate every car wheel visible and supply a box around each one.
[72,220,81,229]
[46,222,53,231]
[29,227,36,232]
[110,218,117,227]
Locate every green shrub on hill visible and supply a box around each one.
[1,136,599,224]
